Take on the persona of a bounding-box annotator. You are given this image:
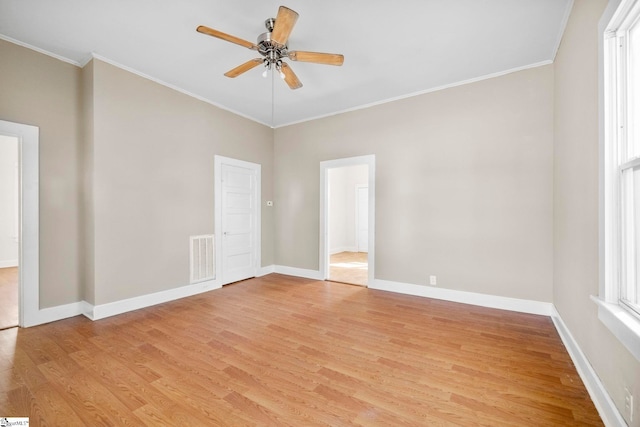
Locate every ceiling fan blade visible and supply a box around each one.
[224,58,264,78]
[196,25,257,50]
[280,62,303,89]
[288,51,344,66]
[271,6,298,45]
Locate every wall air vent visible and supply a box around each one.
[190,234,215,283]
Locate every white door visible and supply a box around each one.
[357,186,368,252]
[216,157,260,285]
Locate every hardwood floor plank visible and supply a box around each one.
[88,334,163,384]
[0,274,603,425]
[0,368,22,395]
[10,348,48,391]
[316,366,477,426]
[0,267,18,330]
[29,382,87,426]
[133,402,223,426]
[139,343,244,399]
[0,386,29,417]
[69,350,157,411]
[224,390,296,426]
[329,251,368,286]
[38,360,143,426]
[132,403,176,425]
[148,376,236,425]
[314,383,420,426]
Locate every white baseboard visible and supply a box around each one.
[24,279,222,325]
[369,279,554,316]
[257,265,275,277]
[0,259,18,268]
[24,267,313,326]
[84,279,221,321]
[81,301,94,320]
[274,265,323,280]
[26,267,308,326]
[551,308,626,427]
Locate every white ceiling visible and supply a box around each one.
[0,0,572,127]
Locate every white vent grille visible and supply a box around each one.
[190,234,215,283]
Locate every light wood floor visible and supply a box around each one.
[329,251,368,286]
[0,267,18,330]
[0,274,602,426]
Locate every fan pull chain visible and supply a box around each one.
[271,66,275,127]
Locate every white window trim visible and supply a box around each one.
[596,0,640,362]
[592,296,640,359]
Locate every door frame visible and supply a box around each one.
[214,155,261,285]
[355,184,368,253]
[0,120,39,327]
[320,155,375,285]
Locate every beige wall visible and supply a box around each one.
[275,65,555,302]
[0,39,82,308]
[90,59,273,304]
[553,0,640,422]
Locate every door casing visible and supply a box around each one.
[320,155,375,285]
[356,185,369,253]
[0,119,39,327]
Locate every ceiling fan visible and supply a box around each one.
[197,6,344,90]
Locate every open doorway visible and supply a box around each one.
[0,135,19,329]
[327,165,369,285]
[0,119,39,328]
[320,155,375,287]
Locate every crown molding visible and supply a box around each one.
[0,34,81,66]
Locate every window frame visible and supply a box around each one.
[597,0,640,362]
[613,4,640,315]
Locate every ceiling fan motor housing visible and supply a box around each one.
[257,29,288,63]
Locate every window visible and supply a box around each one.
[609,1,640,315]
[609,3,640,315]
[598,0,640,361]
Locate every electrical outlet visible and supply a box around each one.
[624,387,634,423]
[429,275,437,286]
